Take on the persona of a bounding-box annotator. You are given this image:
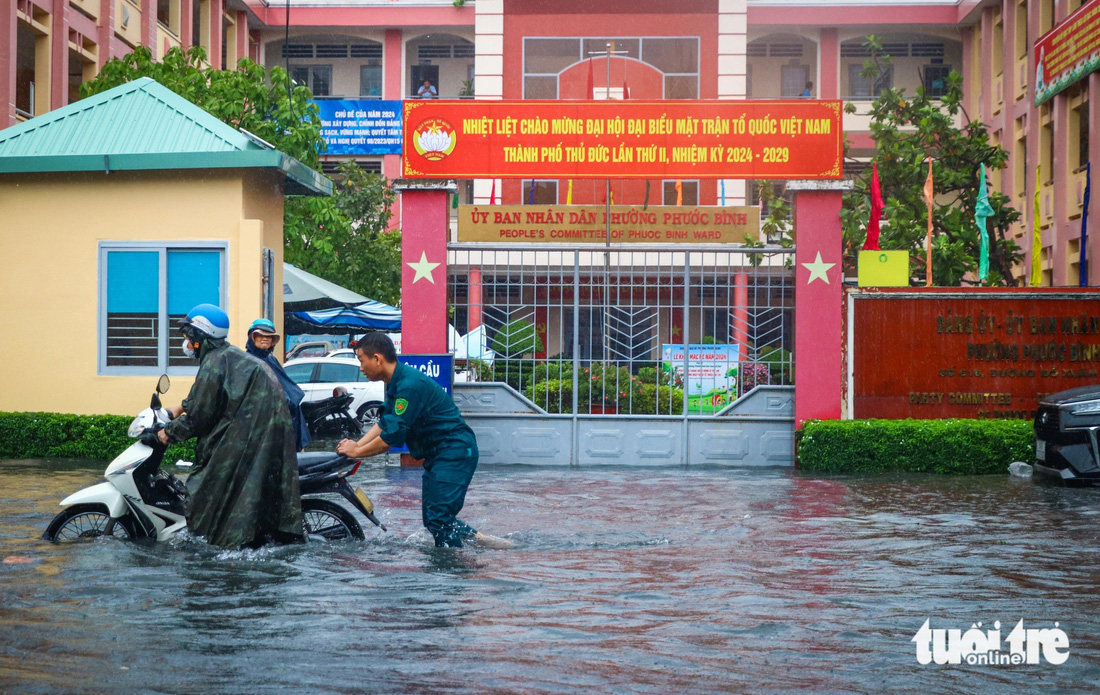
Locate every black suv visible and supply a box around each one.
[1034,385,1100,485]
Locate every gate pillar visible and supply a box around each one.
[393,179,456,353]
[788,180,853,427]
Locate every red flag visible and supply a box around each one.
[586,58,594,100]
[489,179,496,205]
[863,161,883,250]
[622,80,630,100]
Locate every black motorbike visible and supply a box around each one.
[301,387,362,440]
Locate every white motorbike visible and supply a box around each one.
[43,376,385,544]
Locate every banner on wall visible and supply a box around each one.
[402,100,843,179]
[1034,0,1100,105]
[661,343,741,414]
[457,204,760,243]
[315,99,403,155]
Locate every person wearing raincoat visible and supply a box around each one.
[245,318,311,451]
[157,304,304,549]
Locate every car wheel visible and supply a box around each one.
[357,401,383,429]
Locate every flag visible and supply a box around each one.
[529,179,536,204]
[610,189,615,205]
[623,80,630,100]
[586,58,594,100]
[675,180,683,206]
[1081,162,1091,287]
[863,161,883,251]
[974,164,994,282]
[924,158,934,286]
[566,179,573,205]
[489,179,496,205]
[1030,163,1042,287]
[721,179,726,206]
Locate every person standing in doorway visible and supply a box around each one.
[801,81,814,98]
[417,79,438,98]
[336,332,510,548]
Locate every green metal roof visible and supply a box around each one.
[0,77,331,196]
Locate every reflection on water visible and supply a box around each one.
[2,459,1099,693]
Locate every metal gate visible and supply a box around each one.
[447,244,796,466]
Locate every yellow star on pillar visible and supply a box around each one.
[802,251,836,285]
[408,251,441,284]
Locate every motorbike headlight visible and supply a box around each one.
[127,415,145,438]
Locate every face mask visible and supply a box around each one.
[181,338,197,359]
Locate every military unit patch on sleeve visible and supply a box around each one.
[395,398,409,415]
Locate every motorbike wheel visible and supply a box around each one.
[357,401,383,430]
[301,499,365,541]
[44,504,136,543]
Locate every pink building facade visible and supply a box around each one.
[2,0,1095,286]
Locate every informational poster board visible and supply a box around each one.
[662,343,741,413]
[315,99,403,155]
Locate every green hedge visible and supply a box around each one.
[0,412,195,463]
[797,419,1035,475]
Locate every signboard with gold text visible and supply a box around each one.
[1034,0,1100,105]
[853,291,1100,420]
[457,204,760,243]
[403,100,843,179]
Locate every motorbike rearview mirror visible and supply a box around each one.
[157,375,171,394]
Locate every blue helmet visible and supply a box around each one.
[181,303,230,341]
[247,318,279,337]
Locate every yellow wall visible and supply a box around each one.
[0,168,286,416]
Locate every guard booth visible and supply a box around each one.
[395,100,848,465]
[0,78,331,415]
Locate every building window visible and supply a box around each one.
[849,64,893,99]
[521,180,558,205]
[923,65,952,97]
[360,63,382,97]
[781,65,808,97]
[662,180,698,205]
[523,36,698,100]
[99,244,226,375]
[292,65,332,97]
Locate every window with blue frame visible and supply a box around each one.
[100,244,225,374]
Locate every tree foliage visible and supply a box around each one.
[840,36,1022,286]
[81,46,400,305]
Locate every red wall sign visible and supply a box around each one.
[1034,0,1100,105]
[852,291,1100,420]
[402,100,843,180]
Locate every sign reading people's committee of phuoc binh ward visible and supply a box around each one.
[457,205,760,243]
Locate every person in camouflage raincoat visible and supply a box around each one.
[158,304,304,549]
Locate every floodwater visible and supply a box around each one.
[2,459,1099,694]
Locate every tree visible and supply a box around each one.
[81,46,401,304]
[285,161,401,306]
[491,319,545,358]
[840,36,1022,286]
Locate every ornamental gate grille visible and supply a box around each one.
[447,244,796,466]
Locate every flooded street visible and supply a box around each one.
[2,459,1099,693]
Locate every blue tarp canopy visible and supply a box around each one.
[288,300,402,332]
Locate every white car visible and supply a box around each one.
[283,357,385,428]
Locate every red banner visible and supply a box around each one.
[402,100,843,180]
[1034,0,1100,105]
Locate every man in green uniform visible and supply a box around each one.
[157,304,304,549]
[337,332,508,548]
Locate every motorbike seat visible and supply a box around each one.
[297,451,352,476]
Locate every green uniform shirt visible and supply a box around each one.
[379,361,478,463]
